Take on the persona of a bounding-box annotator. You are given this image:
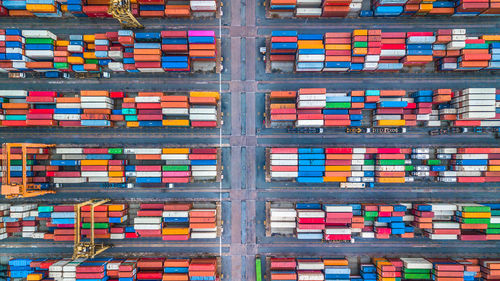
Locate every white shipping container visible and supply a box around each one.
[191,165,217,171]
[25,50,54,59]
[428,234,458,240]
[271,154,298,160]
[360,232,375,238]
[163,211,189,217]
[128,148,162,154]
[135,96,161,103]
[325,228,351,235]
[0,90,28,97]
[190,232,218,239]
[296,119,324,127]
[22,30,57,40]
[192,171,217,177]
[56,103,81,109]
[81,96,113,103]
[297,261,324,270]
[81,171,108,177]
[295,8,322,16]
[108,62,124,71]
[162,108,189,115]
[297,94,327,101]
[271,159,298,166]
[133,223,162,230]
[80,102,113,109]
[189,114,217,121]
[297,100,326,108]
[161,154,189,160]
[270,221,296,228]
[53,114,81,121]
[190,108,217,115]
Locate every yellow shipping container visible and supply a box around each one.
[162,120,190,126]
[325,44,351,50]
[419,3,433,11]
[56,40,70,47]
[83,35,95,43]
[26,4,56,12]
[378,177,405,183]
[127,122,139,127]
[462,212,491,218]
[353,29,368,36]
[482,35,500,41]
[81,160,109,166]
[108,204,126,211]
[67,56,85,64]
[488,166,500,171]
[27,274,43,281]
[377,120,405,126]
[87,44,96,50]
[323,176,347,182]
[81,90,109,96]
[323,259,348,266]
[61,4,68,12]
[379,278,397,281]
[162,228,190,235]
[353,48,367,55]
[297,41,324,49]
[109,177,125,183]
[162,148,190,154]
[325,166,351,171]
[83,52,97,59]
[108,171,125,177]
[190,91,220,100]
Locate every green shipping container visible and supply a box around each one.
[26,38,54,44]
[427,159,441,165]
[404,273,430,280]
[486,228,500,234]
[492,210,500,216]
[163,165,189,171]
[354,42,368,48]
[82,222,109,229]
[487,223,500,228]
[54,62,69,69]
[461,206,491,212]
[326,102,351,109]
[407,269,431,274]
[364,211,378,217]
[460,218,490,224]
[364,160,375,165]
[11,160,34,165]
[108,148,123,154]
[378,160,406,165]
[405,165,414,171]
[85,59,99,65]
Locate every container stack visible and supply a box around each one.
[374,258,400,281]
[269,207,297,236]
[270,30,298,68]
[189,91,219,127]
[297,148,325,183]
[188,258,217,281]
[162,203,191,241]
[161,94,190,127]
[372,0,404,16]
[324,259,350,281]
[136,258,164,281]
[133,203,163,238]
[402,258,432,280]
[23,30,56,63]
[295,0,322,17]
[270,258,297,281]
[189,206,217,239]
[431,259,465,281]
[296,88,326,127]
[411,204,434,238]
[163,259,190,280]
[379,32,405,71]
[269,91,297,127]
[480,260,500,281]
[80,91,113,127]
[50,205,75,241]
[296,34,325,72]
[425,203,459,240]
[352,29,368,71]
[485,204,500,240]
[323,204,352,241]
[189,148,218,181]
[324,32,352,72]
[26,91,58,127]
[297,258,324,281]
[0,204,9,240]
[188,30,217,71]
[296,203,325,240]
[455,204,490,241]
[454,88,497,124]
[374,91,407,127]
[134,33,162,73]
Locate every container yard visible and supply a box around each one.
[1,0,500,280]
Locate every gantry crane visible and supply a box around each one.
[1,143,56,199]
[73,199,112,259]
[108,0,144,29]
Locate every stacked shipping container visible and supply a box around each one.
[0,145,220,187]
[0,201,220,241]
[268,0,500,16]
[6,257,220,281]
[268,256,500,281]
[269,29,500,71]
[268,88,500,128]
[268,147,500,185]
[0,29,218,73]
[268,202,500,241]
[0,0,216,17]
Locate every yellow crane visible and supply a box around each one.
[73,199,112,259]
[108,0,144,29]
[1,143,56,199]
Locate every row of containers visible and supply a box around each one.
[266,256,500,281]
[0,0,217,18]
[0,144,221,188]
[0,201,220,241]
[0,29,219,74]
[267,87,500,128]
[0,90,221,128]
[268,0,500,17]
[3,257,220,281]
[268,29,500,72]
[266,201,500,241]
[266,147,500,185]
